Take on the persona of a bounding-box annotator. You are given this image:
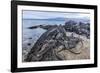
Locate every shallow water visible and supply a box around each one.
[22,19,66,61]
[22,19,66,50]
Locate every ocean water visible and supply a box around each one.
[22,19,66,50]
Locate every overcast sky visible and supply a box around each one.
[22,10,90,19]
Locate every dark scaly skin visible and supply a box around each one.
[25,27,59,61]
[25,25,83,62]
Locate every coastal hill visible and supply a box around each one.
[24,17,90,22]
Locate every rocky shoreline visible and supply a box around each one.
[22,20,90,62]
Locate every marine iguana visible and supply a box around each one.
[25,25,83,62]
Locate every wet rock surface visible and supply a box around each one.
[24,26,85,62]
[23,21,90,62]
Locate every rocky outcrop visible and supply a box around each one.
[64,21,90,39]
[25,25,83,62]
[28,20,90,39]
